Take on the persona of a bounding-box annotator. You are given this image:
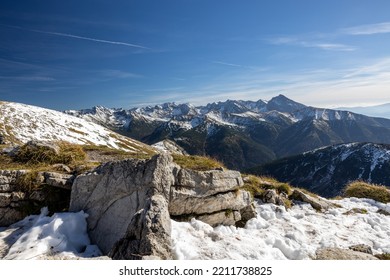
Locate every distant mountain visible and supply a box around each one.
[0,101,153,154]
[337,103,390,119]
[249,143,390,198]
[66,95,390,170]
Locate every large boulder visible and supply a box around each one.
[69,154,174,259]
[169,167,255,226]
[291,189,332,211]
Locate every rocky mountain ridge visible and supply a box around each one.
[66,95,390,170]
[251,142,390,197]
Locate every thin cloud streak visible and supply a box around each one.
[342,22,390,35]
[1,24,151,50]
[140,58,390,108]
[268,36,356,51]
[212,61,246,68]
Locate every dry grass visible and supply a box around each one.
[13,141,86,165]
[241,174,292,199]
[343,181,390,203]
[172,154,225,171]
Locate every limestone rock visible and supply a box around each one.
[262,189,285,206]
[109,194,172,260]
[169,189,251,216]
[197,210,241,227]
[291,189,331,211]
[51,164,72,173]
[315,247,378,260]
[173,168,243,196]
[70,154,174,259]
[0,170,27,192]
[42,172,75,190]
[349,244,373,255]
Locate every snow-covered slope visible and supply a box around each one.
[2,197,388,260]
[0,101,153,153]
[172,197,390,260]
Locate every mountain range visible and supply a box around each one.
[66,94,390,170]
[249,142,390,198]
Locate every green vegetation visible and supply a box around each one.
[172,154,225,171]
[343,181,390,203]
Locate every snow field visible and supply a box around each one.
[171,198,390,260]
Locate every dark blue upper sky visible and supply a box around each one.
[1,0,390,110]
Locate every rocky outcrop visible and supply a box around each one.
[0,170,73,226]
[69,154,255,259]
[169,168,255,226]
[70,154,174,259]
[315,247,378,260]
[291,189,332,211]
[0,170,27,226]
[349,244,373,255]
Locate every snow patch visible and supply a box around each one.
[1,208,101,260]
[171,198,390,260]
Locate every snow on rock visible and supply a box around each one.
[0,208,101,260]
[171,198,390,260]
[0,101,151,153]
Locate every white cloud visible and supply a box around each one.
[141,58,390,108]
[342,22,390,35]
[268,36,356,51]
[101,70,142,79]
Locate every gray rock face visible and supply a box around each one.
[169,189,250,216]
[0,170,73,226]
[109,194,172,260]
[262,189,286,207]
[169,167,255,226]
[70,154,174,259]
[0,170,27,226]
[173,168,243,196]
[315,247,378,260]
[291,189,331,211]
[70,154,255,259]
[42,172,74,190]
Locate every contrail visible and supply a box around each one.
[1,24,151,50]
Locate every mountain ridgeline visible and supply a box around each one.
[66,95,390,171]
[249,143,390,198]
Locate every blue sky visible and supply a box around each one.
[1,0,390,110]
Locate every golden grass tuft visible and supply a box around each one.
[172,154,225,171]
[343,181,390,203]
